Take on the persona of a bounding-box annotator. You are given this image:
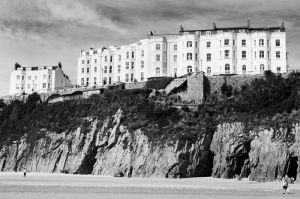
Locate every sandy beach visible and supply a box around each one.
[0,172,299,199]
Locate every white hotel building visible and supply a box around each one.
[78,20,287,87]
[10,64,72,95]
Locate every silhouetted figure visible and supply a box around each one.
[23,169,26,177]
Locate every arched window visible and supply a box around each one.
[109,66,113,73]
[156,67,160,76]
[225,64,230,74]
[187,53,193,60]
[207,67,211,76]
[187,41,192,47]
[242,65,246,74]
[187,66,193,73]
[260,64,264,74]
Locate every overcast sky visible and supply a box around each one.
[0,0,300,96]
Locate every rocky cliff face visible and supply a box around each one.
[0,108,299,182]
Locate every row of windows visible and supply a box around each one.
[15,83,51,90]
[205,65,281,75]
[81,61,146,74]
[205,50,281,61]
[81,39,282,64]
[16,74,51,81]
[205,39,281,48]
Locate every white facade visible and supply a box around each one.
[10,64,72,95]
[78,21,287,87]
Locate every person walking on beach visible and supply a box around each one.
[23,169,26,177]
[282,175,289,194]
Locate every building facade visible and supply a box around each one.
[78,20,287,87]
[10,64,72,95]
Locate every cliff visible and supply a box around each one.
[0,107,299,181]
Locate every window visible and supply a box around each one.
[104,56,107,62]
[207,53,211,61]
[259,51,264,58]
[260,64,264,74]
[87,68,90,73]
[125,74,129,82]
[277,67,281,73]
[233,39,235,46]
[82,60,85,64]
[27,84,30,89]
[16,84,20,89]
[110,56,113,62]
[17,75,20,80]
[94,59,97,64]
[126,52,129,59]
[156,43,161,50]
[276,51,280,59]
[131,51,134,58]
[207,42,211,48]
[187,66,192,73]
[118,55,121,61]
[126,62,129,69]
[87,60,90,64]
[163,44,166,51]
[259,39,264,46]
[28,76,31,80]
[207,67,211,76]
[225,50,230,58]
[48,83,50,89]
[156,67,160,76]
[156,54,160,61]
[118,65,121,73]
[174,44,177,51]
[131,74,134,82]
[267,39,269,47]
[35,76,37,80]
[224,39,229,46]
[109,77,112,84]
[86,78,89,85]
[103,77,107,85]
[131,62,134,69]
[242,39,246,46]
[94,67,97,72]
[117,76,120,82]
[109,66,112,73]
[225,64,230,74]
[141,50,144,57]
[187,53,192,60]
[141,61,144,69]
[242,51,247,59]
[94,77,97,85]
[43,83,46,88]
[48,75,51,80]
[195,41,198,48]
[173,55,177,62]
[242,65,246,74]
[104,66,107,73]
[195,53,198,61]
[276,39,280,47]
[187,41,192,47]
[141,72,144,81]
[43,74,46,80]
[81,78,84,85]
[254,40,256,47]
[174,68,177,77]
[163,54,166,62]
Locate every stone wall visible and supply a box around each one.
[187,73,204,104]
[207,75,264,95]
[124,82,146,90]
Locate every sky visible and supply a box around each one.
[0,0,300,96]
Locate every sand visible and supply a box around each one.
[0,172,299,199]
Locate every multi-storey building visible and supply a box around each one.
[10,63,72,95]
[78,20,287,87]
